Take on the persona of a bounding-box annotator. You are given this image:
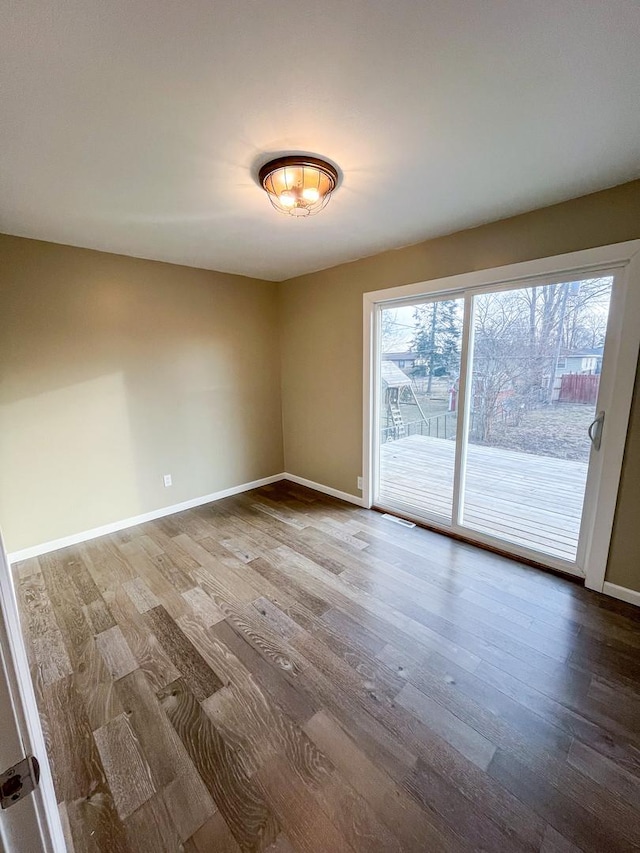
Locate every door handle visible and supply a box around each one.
[588,411,605,451]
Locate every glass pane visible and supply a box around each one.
[462,276,613,561]
[378,297,464,521]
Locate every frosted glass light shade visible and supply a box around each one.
[259,156,339,217]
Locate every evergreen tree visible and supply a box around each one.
[412,301,461,392]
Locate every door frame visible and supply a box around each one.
[362,240,640,592]
[0,531,66,852]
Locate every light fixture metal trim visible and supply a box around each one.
[259,155,339,217]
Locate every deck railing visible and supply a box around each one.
[381,410,457,443]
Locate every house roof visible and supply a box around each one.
[561,347,604,358]
[381,351,415,361]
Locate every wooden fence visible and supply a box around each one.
[558,373,600,404]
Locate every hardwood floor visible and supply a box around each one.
[14,481,640,852]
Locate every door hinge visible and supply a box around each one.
[0,756,40,809]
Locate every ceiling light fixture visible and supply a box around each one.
[258,155,339,217]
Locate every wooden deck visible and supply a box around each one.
[379,435,589,561]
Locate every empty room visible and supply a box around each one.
[1,1,640,851]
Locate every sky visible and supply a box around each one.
[380,277,612,353]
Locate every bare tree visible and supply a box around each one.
[471,277,612,442]
[381,308,412,352]
[472,291,530,440]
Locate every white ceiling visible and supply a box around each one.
[1,1,639,281]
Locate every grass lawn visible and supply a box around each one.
[382,372,594,462]
[474,402,594,462]
[384,385,593,463]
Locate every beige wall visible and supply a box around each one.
[2,181,639,590]
[0,235,283,552]
[279,180,640,592]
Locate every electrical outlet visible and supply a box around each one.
[163,474,172,487]
[357,476,363,491]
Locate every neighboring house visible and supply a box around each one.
[555,346,604,376]
[382,351,418,371]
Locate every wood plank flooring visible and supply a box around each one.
[13,481,640,852]
[380,435,588,559]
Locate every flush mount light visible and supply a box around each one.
[258,155,339,217]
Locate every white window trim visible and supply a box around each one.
[363,240,640,593]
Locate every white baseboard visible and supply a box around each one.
[602,581,640,608]
[7,472,367,564]
[282,473,365,507]
[8,470,636,606]
[7,474,284,564]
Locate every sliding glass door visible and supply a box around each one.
[373,270,617,570]
[461,277,613,562]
